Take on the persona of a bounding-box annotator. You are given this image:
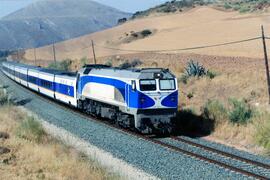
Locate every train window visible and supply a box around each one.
[140,79,156,91]
[159,79,176,91]
[40,79,52,89]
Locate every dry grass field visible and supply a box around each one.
[24,7,270,60]
[0,89,119,179]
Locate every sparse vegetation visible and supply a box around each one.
[254,112,270,154]
[228,98,253,125]
[119,59,143,69]
[80,56,89,67]
[221,0,270,13]
[0,86,119,179]
[179,60,216,84]
[185,60,207,77]
[123,29,154,43]
[206,70,217,79]
[224,2,232,9]
[178,74,189,84]
[202,98,253,127]
[131,0,210,19]
[202,100,228,128]
[16,116,46,143]
[187,92,194,99]
[0,87,9,105]
[48,59,72,71]
[141,29,152,37]
[118,17,127,24]
[239,5,251,13]
[130,0,270,19]
[105,59,113,67]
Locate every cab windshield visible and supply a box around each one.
[140,79,156,91]
[159,79,176,91]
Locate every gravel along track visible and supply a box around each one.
[156,137,270,179]
[1,69,269,179]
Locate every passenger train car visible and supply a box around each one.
[2,61,178,134]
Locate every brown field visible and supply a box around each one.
[24,6,270,61]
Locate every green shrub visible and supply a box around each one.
[105,59,112,67]
[233,5,241,11]
[254,112,270,154]
[239,6,250,13]
[0,87,10,105]
[224,2,232,9]
[16,116,46,143]
[48,59,72,71]
[131,32,139,38]
[228,98,253,124]
[141,29,152,37]
[202,100,228,127]
[178,74,188,84]
[185,60,207,77]
[80,57,88,66]
[180,60,217,83]
[187,92,194,99]
[206,70,217,79]
[119,59,143,69]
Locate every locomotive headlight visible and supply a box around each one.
[140,98,145,104]
[171,97,176,102]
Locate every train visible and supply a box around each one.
[1,61,178,134]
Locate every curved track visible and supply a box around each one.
[2,68,270,180]
[172,136,270,170]
[152,137,269,180]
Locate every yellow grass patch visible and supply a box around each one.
[0,105,119,180]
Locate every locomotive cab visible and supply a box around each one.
[135,69,178,134]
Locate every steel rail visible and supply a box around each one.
[171,136,270,170]
[151,138,268,180]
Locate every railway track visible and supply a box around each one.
[172,136,270,170]
[1,69,270,180]
[152,137,270,180]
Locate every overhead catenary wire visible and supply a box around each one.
[0,36,268,54]
[93,36,262,53]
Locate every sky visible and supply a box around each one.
[0,0,169,18]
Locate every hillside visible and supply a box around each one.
[131,0,270,19]
[0,0,130,50]
[24,6,270,61]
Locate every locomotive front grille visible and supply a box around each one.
[137,108,177,115]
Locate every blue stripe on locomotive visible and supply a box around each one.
[161,91,178,108]
[79,76,177,109]
[79,76,155,109]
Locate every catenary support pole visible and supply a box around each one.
[261,25,270,104]
[91,40,97,64]
[53,43,56,66]
[34,48,37,66]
